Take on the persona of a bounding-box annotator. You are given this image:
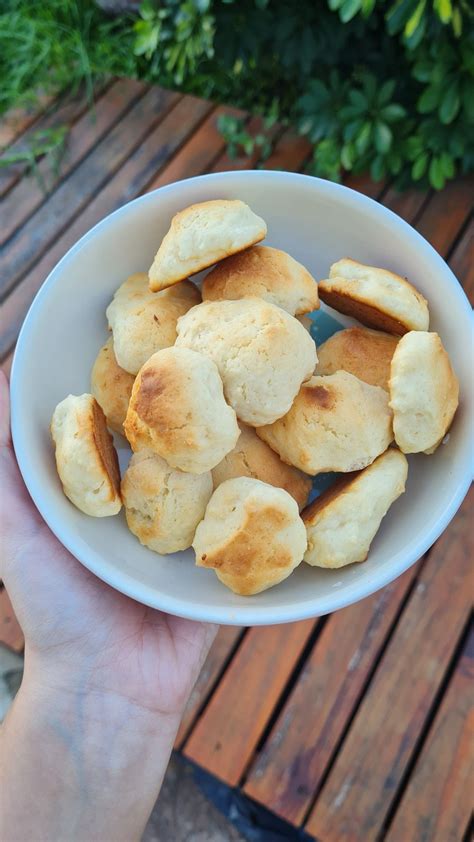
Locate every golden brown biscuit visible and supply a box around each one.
[202,245,319,315]
[50,394,121,517]
[211,423,312,510]
[149,200,267,291]
[106,273,200,375]
[90,337,135,435]
[389,331,459,453]
[318,258,429,335]
[193,477,307,595]
[303,448,408,568]
[315,327,399,390]
[175,298,317,426]
[121,451,213,554]
[124,347,240,474]
[257,371,393,475]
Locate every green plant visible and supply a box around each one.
[1,0,472,190]
[0,126,68,190]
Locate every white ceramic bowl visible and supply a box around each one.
[11,171,473,625]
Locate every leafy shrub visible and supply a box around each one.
[1,0,473,189]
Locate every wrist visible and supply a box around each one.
[1,653,180,842]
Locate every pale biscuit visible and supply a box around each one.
[303,448,408,568]
[121,451,213,554]
[318,258,429,335]
[389,331,459,453]
[175,298,317,425]
[90,337,135,435]
[193,477,307,595]
[212,423,312,510]
[257,370,393,475]
[315,327,399,390]
[202,245,319,315]
[124,347,239,474]
[50,394,121,517]
[106,273,200,374]
[149,200,267,291]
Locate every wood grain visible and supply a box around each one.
[0,79,145,244]
[175,625,244,748]
[0,95,212,359]
[305,490,472,842]
[183,621,316,785]
[416,177,474,256]
[386,627,474,842]
[0,588,24,652]
[0,91,55,151]
[449,217,473,305]
[243,564,421,824]
[0,86,180,301]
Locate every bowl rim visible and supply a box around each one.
[10,170,474,625]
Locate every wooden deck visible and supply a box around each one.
[1,81,472,841]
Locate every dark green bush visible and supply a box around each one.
[1,0,473,189]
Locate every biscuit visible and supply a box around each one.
[318,258,429,335]
[106,273,200,374]
[389,331,459,453]
[193,477,307,595]
[315,327,399,390]
[90,337,135,435]
[149,200,267,291]
[212,423,312,510]
[202,245,319,315]
[124,347,240,474]
[257,370,393,474]
[175,298,317,425]
[50,394,121,517]
[121,451,213,554]
[303,448,408,568]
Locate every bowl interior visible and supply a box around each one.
[11,171,473,625]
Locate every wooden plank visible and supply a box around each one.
[305,489,472,842]
[381,185,428,222]
[416,176,474,256]
[0,85,109,199]
[386,628,474,842]
[0,79,146,244]
[0,589,24,653]
[0,85,180,301]
[183,620,316,785]
[0,91,55,150]
[175,625,244,748]
[243,564,421,825]
[449,217,473,305]
[261,129,311,173]
[147,105,244,192]
[0,95,212,360]
[345,173,384,201]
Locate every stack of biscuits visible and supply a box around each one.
[50,199,459,596]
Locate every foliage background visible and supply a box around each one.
[1,0,473,189]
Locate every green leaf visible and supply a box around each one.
[343,119,363,141]
[348,89,368,111]
[429,156,446,189]
[341,143,354,169]
[404,0,426,39]
[418,85,440,114]
[380,104,406,122]
[412,61,432,83]
[452,7,462,36]
[340,0,362,23]
[378,79,396,105]
[361,0,376,16]
[370,155,386,181]
[434,0,452,23]
[374,121,393,153]
[439,83,460,124]
[386,0,414,34]
[355,121,372,154]
[440,151,455,178]
[411,152,428,179]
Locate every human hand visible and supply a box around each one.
[0,371,216,840]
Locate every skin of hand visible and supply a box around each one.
[0,371,217,841]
